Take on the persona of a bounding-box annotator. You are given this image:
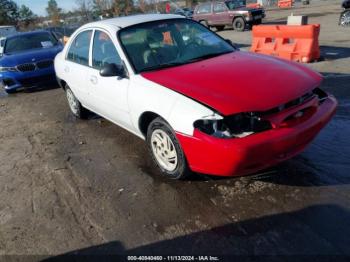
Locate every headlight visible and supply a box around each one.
[0,66,18,72]
[194,113,272,139]
[194,119,233,138]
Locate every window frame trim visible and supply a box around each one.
[91,28,123,71]
[65,29,94,67]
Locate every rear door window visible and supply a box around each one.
[197,3,211,14]
[67,30,92,66]
[214,3,227,12]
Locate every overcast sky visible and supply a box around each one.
[14,0,77,16]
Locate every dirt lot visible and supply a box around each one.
[0,1,350,260]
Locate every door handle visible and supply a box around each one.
[90,76,98,85]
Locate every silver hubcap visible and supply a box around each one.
[151,129,178,172]
[66,89,79,115]
[341,13,350,26]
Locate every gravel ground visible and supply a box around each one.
[0,1,350,260]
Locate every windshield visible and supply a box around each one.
[225,0,246,10]
[4,32,58,54]
[119,19,235,73]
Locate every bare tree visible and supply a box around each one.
[112,0,134,16]
[94,0,113,12]
[138,0,146,12]
[75,0,93,22]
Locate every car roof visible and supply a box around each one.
[6,30,52,40]
[80,14,184,31]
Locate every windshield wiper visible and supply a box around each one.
[187,51,234,63]
[141,61,187,72]
[140,51,234,73]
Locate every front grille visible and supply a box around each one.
[16,60,54,72]
[256,91,316,117]
[36,60,53,69]
[19,74,55,87]
[17,63,36,72]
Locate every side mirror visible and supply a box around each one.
[100,63,126,78]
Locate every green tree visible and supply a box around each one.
[18,4,37,30]
[19,5,36,21]
[46,0,62,25]
[76,0,93,22]
[0,0,19,25]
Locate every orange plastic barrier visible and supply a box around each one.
[247,3,261,8]
[278,0,293,8]
[250,24,320,63]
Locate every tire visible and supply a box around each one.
[147,117,191,180]
[339,10,350,27]
[65,85,88,119]
[232,17,246,31]
[215,26,225,31]
[4,89,16,94]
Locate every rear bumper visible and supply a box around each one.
[0,67,57,91]
[176,96,337,177]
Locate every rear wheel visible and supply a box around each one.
[147,117,191,180]
[233,17,246,31]
[339,10,350,27]
[65,86,88,119]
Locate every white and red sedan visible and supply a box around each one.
[54,14,337,179]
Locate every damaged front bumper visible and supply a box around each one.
[176,96,337,177]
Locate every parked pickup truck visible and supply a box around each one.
[193,0,265,31]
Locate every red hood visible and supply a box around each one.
[141,51,322,115]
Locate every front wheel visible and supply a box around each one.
[147,117,191,180]
[233,17,246,31]
[339,10,350,26]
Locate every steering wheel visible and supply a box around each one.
[180,41,201,57]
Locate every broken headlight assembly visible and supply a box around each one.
[194,113,272,139]
[313,87,328,103]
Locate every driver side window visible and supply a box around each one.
[92,30,121,70]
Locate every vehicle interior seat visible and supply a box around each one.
[143,30,179,66]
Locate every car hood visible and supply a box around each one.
[141,51,323,115]
[0,45,63,67]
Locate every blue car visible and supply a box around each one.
[0,31,63,94]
